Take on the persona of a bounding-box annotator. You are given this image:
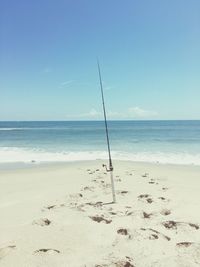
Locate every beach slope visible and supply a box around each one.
[0,161,200,267]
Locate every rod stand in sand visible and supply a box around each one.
[102,164,116,203]
[97,59,116,204]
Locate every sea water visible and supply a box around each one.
[0,120,200,165]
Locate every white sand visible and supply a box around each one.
[0,161,200,267]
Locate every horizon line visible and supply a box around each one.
[0,119,200,122]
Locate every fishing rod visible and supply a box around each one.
[97,60,116,203]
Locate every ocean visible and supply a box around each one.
[0,120,200,165]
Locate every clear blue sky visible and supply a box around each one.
[0,0,200,120]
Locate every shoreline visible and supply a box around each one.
[1,147,200,166]
[0,160,200,266]
[1,158,200,171]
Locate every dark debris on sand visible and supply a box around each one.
[138,194,150,198]
[143,212,153,219]
[117,191,128,195]
[117,228,129,236]
[35,218,51,226]
[149,234,159,240]
[188,223,199,230]
[89,216,112,224]
[34,248,60,254]
[158,197,166,201]
[146,198,153,203]
[45,205,56,210]
[86,201,103,207]
[44,218,51,225]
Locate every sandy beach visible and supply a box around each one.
[0,160,199,267]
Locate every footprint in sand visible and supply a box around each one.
[158,196,170,202]
[69,202,86,212]
[162,220,199,231]
[33,218,51,226]
[140,228,171,241]
[34,248,60,255]
[66,193,84,210]
[176,242,194,247]
[146,198,153,203]
[160,209,171,216]
[0,245,16,259]
[117,228,129,235]
[81,186,95,192]
[117,228,132,240]
[162,187,169,191]
[176,242,200,265]
[95,256,135,267]
[86,169,95,175]
[69,193,83,199]
[67,193,104,213]
[138,194,153,204]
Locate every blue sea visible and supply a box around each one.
[0,120,200,165]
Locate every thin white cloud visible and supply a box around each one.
[106,107,158,119]
[65,107,157,120]
[58,80,74,89]
[82,109,102,118]
[66,109,102,119]
[59,80,74,88]
[61,80,74,86]
[128,107,158,118]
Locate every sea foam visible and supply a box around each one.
[0,147,200,166]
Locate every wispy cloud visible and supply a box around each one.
[59,80,74,89]
[66,109,102,119]
[61,80,74,86]
[128,107,158,118]
[65,107,157,120]
[81,109,102,118]
[106,107,158,119]
[89,109,101,116]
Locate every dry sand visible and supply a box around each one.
[0,160,200,267]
